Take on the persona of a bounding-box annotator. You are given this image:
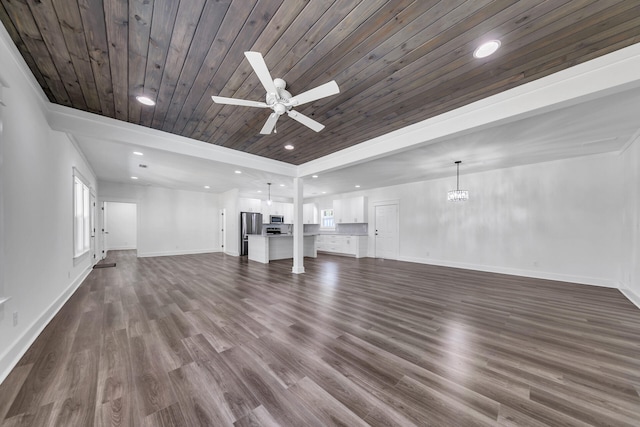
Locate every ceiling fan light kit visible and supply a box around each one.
[212,51,340,135]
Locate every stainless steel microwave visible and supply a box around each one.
[269,215,284,224]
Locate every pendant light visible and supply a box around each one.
[447,161,469,202]
[266,182,272,206]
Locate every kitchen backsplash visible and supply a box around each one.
[271,223,369,235]
[336,223,368,235]
[304,223,368,235]
[303,224,320,234]
[264,224,293,234]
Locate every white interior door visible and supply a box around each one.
[90,193,96,262]
[221,209,226,253]
[375,204,399,260]
[104,202,137,250]
[101,201,107,259]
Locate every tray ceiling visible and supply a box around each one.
[1,1,640,165]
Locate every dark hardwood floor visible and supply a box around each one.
[1,251,639,426]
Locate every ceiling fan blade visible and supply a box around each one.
[211,96,267,108]
[290,80,339,106]
[244,51,278,96]
[287,110,325,132]
[260,113,279,134]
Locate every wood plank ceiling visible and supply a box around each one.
[1,1,639,165]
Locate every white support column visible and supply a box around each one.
[292,177,305,274]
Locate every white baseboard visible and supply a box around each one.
[137,248,221,258]
[0,265,93,385]
[619,286,640,310]
[105,245,136,251]
[396,255,619,288]
[225,250,240,257]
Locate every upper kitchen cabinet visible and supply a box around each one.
[264,202,294,223]
[239,198,262,213]
[284,203,294,223]
[333,196,368,224]
[303,203,318,224]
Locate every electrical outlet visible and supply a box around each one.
[12,311,18,327]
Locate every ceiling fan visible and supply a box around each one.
[211,51,340,134]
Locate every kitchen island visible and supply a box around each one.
[248,234,317,264]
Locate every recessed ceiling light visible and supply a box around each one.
[136,95,156,106]
[234,170,242,174]
[204,185,210,189]
[322,191,327,194]
[473,40,501,58]
[133,151,143,156]
[312,175,318,178]
[355,185,361,188]
[284,144,294,150]
[131,176,138,180]
[279,184,285,187]
[257,190,262,193]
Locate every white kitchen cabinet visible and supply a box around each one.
[316,234,367,258]
[239,198,262,213]
[332,199,345,224]
[333,196,368,223]
[352,196,368,223]
[262,201,276,223]
[303,203,318,224]
[284,203,294,222]
[268,202,284,215]
[263,202,294,223]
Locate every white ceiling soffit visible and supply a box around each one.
[47,104,297,178]
[297,42,640,178]
[73,136,296,197]
[303,87,640,197]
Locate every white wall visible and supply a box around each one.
[0,27,97,382]
[105,202,137,251]
[309,152,625,288]
[98,181,220,257]
[620,137,640,306]
[0,83,6,310]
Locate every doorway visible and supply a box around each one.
[374,202,399,260]
[90,192,96,262]
[103,202,137,255]
[221,209,227,253]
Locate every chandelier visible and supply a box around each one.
[266,182,272,206]
[447,161,469,202]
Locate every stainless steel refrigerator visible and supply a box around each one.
[240,212,263,256]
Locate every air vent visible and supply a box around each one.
[139,164,148,168]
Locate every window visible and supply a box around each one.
[73,170,91,258]
[321,208,335,229]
